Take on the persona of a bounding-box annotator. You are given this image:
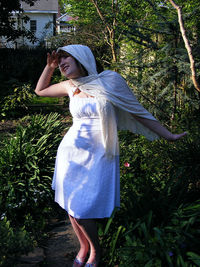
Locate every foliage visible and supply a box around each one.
[119,0,200,122]
[59,0,141,64]
[58,0,200,112]
[0,0,38,41]
[0,113,66,265]
[0,217,33,267]
[99,131,200,266]
[0,83,34,120]
[116,202,200,266]
[0,48,66,107]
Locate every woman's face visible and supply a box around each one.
[58,53,84,79]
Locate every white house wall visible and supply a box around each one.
[22,12,55,47]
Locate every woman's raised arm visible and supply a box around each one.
[35,51,69,97]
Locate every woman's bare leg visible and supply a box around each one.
[69,215,89,261]
[74,218,101,265]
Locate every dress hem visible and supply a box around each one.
[54,200,120,219]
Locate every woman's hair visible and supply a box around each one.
[57,50,88,76]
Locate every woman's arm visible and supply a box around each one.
[132,115,187,141]
[35,51,69,97]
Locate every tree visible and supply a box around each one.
[168,0,200,92]
[59,0,167,64]
[117,0,200,122]
[59,0,138,64]
[59,0,119,63]
[0,0,38,42]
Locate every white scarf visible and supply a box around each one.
[57,45,159,158]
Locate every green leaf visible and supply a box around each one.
[187,252,200,265]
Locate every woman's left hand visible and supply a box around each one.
[168,132,187,141]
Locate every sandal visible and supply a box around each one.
[85,262,97,267]
[72,257,85,267]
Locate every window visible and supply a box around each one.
[30,20,37,32]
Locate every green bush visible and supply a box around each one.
[117,202,200,266]
[100,131,200,266]
[0,83,34,120]
[0,217,33,267]
[0,113,66,265]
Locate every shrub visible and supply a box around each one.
[100,131,200,266]
[117,202,200,266]
[0,84,34,120]
[0,217,33,267]
[0,113,66,265]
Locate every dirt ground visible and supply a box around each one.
[17,218,80,267]
[0,119,19,137]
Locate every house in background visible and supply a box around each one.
[19,0,58,47]
[0,0,78,48]
[1,0,58,48]
[56,13,77,34]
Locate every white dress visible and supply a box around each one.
[52,89,120,219]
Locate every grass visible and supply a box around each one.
[31,96,60,105]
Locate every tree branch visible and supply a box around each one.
[90,0,112,34]
[90,0,118,63]
[168,0,200,92]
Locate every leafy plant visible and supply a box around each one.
[0,113,66,265]
[117,201,200,266]
[100,131,200,266]
[0,84,34,119]
[0,217,33,267]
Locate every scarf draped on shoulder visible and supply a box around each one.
[57,45,159,158]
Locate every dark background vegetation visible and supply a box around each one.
[0,0,200,266]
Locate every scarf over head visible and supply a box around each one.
[57,44,159,158]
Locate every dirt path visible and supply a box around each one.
[17,218,79,267]
[44,219,79,267]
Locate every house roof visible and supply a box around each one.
[21,0,58,13]
[56,13,78,22]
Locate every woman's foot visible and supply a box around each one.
[84,262,97,267]
[72,256,86,267]
[85,251,100,267]
[86,246,100,267]
[72,246,89,267]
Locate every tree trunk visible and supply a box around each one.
[110,30,117,63]
[168,0,200,92]
[90,0,118,64]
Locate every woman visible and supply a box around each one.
[35,44,187,267]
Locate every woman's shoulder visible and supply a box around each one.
[57,80,76,96]
[60,80,77,89]
[59,80,70,87]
